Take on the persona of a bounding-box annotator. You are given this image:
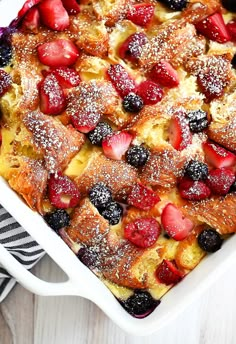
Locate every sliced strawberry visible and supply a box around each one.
[124,218,161,248]
[71,112,101,133]
[0,70,12,97]
[38,39,79,67]
[179,178,211,201]
[102,131,133,160]
[161,203,194,241]
[39,74,66,115]
[156,260,183,285]
[21,7,40,33]
[48,172,81,209]
[203,141,236,168]
[227,21,236,41]
[61,0,80,14]
[126,3,154,27]
[119,33,148,63]
[18,0,41,17]
[136,80,163,105]
[47,67,81,88]
[127,183,160,210]
[206,168,235,195]
[169,112,192,151]
[150,60,179,88]
[107,64,136,98]
[195,12,231,43]
[197,73,224,101]
[38,0,69,31]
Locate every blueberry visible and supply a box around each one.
[89,182,113,208]
[159,0,188,11]
[99,201,123,225]
[120,290,160,317]
[231,54,236,68]
[229,180,236,192]
[44,209,70,233]
[77,247,98,268]
[186,110,209,133]
[222,0,236,12]
[184,160,208,181]
[198,229,223,253]
[126,145,150,167]
[0,39,12,68]
[122,93,144,113]
[88,122,113,146]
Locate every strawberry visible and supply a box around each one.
[161,203,194,241]
[179,178,211,201]
[136,80,163,105]
[126,3,154,27]
[124,218,161,248]
[169,112,192,151]
[39,74,66,115]
[195,12,231,43]
[38,0,69,31]
[206,168,235,195]
[37,39,79,67]
[156,260,183,285]
[70,112,101,133]
[202,141,236,168]
[0,70,12,97]
[18,0,41,17]
[197,73,224,101]
[127,183,160,210]
[107,64,136,98]
[102,131,133,160]
[150,60,179,88]
[48,172,81,209]
[227,21,236,41]
[21,7,40,33]
[119,33,148,63]
[61,0,80,14]
[46,67,81,88]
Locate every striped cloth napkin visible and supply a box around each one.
[0,205,45,302]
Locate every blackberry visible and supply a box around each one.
[159,0,188,11]
[88,122,113,146]
[126,145,150,167]
[77,247,98,268]
[120,290,160,317]
[184,160,209,181]
[187,110,209,133]
[231,54,236,68]
[198,229,223,253]
[222,0,236,12]
[122,93,144,113]
[89,182,113,208]
[99,201,123,225]
[44,209,70,233]
[0,40,12,67]
[229,180,236,193]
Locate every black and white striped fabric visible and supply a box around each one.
[0,205,45,302]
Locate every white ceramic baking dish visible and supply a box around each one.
[0,0,236,336]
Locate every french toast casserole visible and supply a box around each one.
[0,0,236,317]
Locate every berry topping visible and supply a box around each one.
[99,201,123,225]
[21,7,40,33]
[126,145,150,167]
[61,0,81,14]
[203,141,236,168]
[222,0,236,12]
[102,131,133,160]
[197,71,225,101]
[161,203,194,241]
[169,111,192,151]
[89,182,113,208]
[48,172,81,209]
[47,67,81,88]
[127,183,160,211]
[126,4,154,27]
[186,110,209,133]
[71,112,101,133]
[88,122,113,146]
[150,60,179,88]
[195,12,231,43]
[179,179,211,201]
[44,209,70,232]
[119,33,148,63]
[122,93,144,113]
[18,0,41,17]
[39,74,66,115]
[124,218,161,248]
[120,290,160,318]
[230,180,236,192]
[136,80,163,105]
[197,229,223,253]
[206,168,235,195]
[232,54,236,68]
[0,70,12,97]
[159,0,187,11]
[0,39,12,68]
[156,260,183,285]
[38,0,70,31]
[227,21,236,41]
[184,160,209,181]
[77,247,98,268]
[107,64,136,98]
[37,39,79,67]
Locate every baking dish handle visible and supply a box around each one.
[0,244,80,296]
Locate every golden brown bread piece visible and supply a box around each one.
[23,111,85,173]
[182,0,221,24]
[207,117,236,153]
[91,0,129,26]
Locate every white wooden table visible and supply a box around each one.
[0,254,236,344]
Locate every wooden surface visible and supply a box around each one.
[0,255,236,344]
